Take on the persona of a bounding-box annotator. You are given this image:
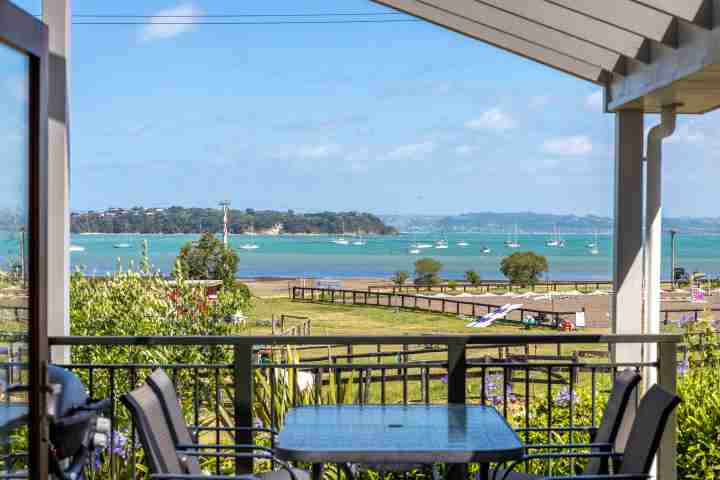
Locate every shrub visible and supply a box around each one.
[174,232,238,288]
[447,280,457,291]
[500,251,548,285]
[414,258,442,286]
[465,270,481,286]
[390,271,409,287]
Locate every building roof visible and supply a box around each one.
[373,0,720,113]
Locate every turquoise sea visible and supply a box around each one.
[0,232,717,280]
[33,232,716,281]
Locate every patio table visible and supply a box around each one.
[276,404,524,480]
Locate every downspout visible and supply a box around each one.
[643,105,678,388]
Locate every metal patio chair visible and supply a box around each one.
[122,369,308,480]
[491,370,642,480]
[495,384,680,480]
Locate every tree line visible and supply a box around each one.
[70,207,398,235]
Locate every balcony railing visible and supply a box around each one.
[48,333,681,480]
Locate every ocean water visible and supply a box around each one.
[1,232,717,280]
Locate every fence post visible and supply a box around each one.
[233,344,254,474]
[447,342,466,403]
[657,341,678,480]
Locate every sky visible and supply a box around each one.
[11,0,720,217]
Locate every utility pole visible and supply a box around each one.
[219,201,231,246]
[669,229,678,290]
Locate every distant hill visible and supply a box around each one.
[71,207,397,235]
[380,212,720,234]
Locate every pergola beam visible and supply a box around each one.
[373,0,606,83]
[630,0,713,28]
[418,0,624,74]
[470,0,648,62]
[544,0,678,47]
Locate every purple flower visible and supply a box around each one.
[110,430,129,459]
[440,374,448,384]
[677,358,690,376]
[254,417,264,429]
[554,387,578,406]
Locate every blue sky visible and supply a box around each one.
[13,0,720,217]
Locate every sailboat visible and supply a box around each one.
[331,219,350,245]
[481,245,491,254]
[456,240,469,247]
[240,223,260,250]
[409,247,421,254]
[435,229,449,249]
[546,225,565,248]
[69,245,85,253]
[352,233,366,246]
[587,231,600,255]
[113,237,132,249]
[505,226,520,248]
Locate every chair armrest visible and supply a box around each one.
[525,443,613,451]
[176,443,275,455]
[151,475,257,480]
[174,449,300,480]
[495,451,624,480]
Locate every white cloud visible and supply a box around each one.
[454,145,483,157]
[585,90,604,112]
[140,3,202,42]
[543,135,593,156]
[385,141,436,160]
[465,108,515,131]
[296,144,341,159]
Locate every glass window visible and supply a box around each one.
[0,41,31,472]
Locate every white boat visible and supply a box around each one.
[69,245,85,252]
[240,243,259,250]
[331,238,349,245]
[416,243,433,249]
[457,240,469,247]
[409,248,421,255]
[352,236,366,246]
[586,231,599,249]
[113,243,131,249]
[587,232,599,255]
[435,239,449,249]
[505,225,520,248]
[481,246,491,254]
[546,225,565,248]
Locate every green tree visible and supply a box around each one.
[414,258,442,286]
[174,232,238,287]
[500,251,548,285]
[390,270,409,287]
[465,270,481,286]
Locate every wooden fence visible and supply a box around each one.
[291,286,577,327]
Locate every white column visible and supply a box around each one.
[43,0,71,363]
[612,110,645,351]
[611,109,645,453]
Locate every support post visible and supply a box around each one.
[447,342,466,403]
[43,0,71,364]
[612,110,644,361]
[233,345,254,474]
[611,110,645,452]
[657,341,678,480]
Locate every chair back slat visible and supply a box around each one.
[619,385,681,475]
[146,369,203,474]
[121,384,186,475]
[584,370,642,475]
